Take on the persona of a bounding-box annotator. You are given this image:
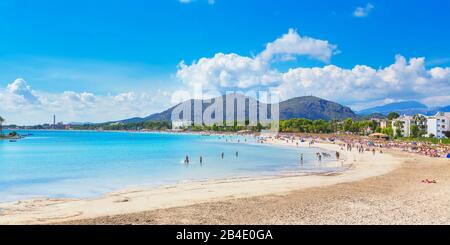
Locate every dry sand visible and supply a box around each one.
[1,139,449,225]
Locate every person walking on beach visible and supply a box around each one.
[372,149,376,155]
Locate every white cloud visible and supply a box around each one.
[272,55,450,107]
[6,78,39,104]
[176,29,337,97]
[0,79,173,125]
[259,29,337,63]
[421,96,450,108]
[176,29,450,110]
[179,0,215,5]
[353,3,374,17]
[176,28,450,110]
[177,53,280,93]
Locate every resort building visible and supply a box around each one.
[392,115,414,137]
[427,112,450,138]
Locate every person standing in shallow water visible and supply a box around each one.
[336,151,340,161]
[300,153,304,165]
[221,152,224,159]
[236,151,239,157]
[185,155,190,165]
[200,156,203,166]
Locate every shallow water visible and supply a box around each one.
[0,130,338,202]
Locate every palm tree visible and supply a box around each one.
[0,116,4,137]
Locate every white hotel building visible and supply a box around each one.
[427,112,450,138]
[392,115,414,137]
[392,112,450,138]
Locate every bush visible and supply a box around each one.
[444,131,450,138]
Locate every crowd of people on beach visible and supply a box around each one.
[182,131,450,168]
[273,133,450,159]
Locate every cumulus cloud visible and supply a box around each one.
[0,79,173,125]
[179,0,215,4]
[175,29,450,110]
[177,53,280,94]
[6,78,40,104]
[176,29,337,97]
[259,29,337,63]
[272,55,450,106]
[353,3,374,17]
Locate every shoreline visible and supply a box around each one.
[0,139,403,225]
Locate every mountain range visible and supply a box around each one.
[113,95,450,125]
[116,95,359,124]
[358,101,450,116]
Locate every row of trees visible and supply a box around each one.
[279,118,386,135]
[71,121,172,131]
[189,121,265,132]
[69,117,392,136]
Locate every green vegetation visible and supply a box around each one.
[71,121,171,131]
[444,131,450,138]
[186,121,265,132]
[387,112,400,120]
[279,118,382,135]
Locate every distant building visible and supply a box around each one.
[379,120,388,129]
[427,112,450,138]
[392,115,413,137]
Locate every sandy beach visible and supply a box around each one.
[0,138,449,225]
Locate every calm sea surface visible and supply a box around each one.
[0,130,338,202]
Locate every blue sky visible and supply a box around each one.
[1,0,450,124]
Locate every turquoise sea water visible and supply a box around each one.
[0,130,337,202]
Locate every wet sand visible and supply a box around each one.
[61,150,450,225]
